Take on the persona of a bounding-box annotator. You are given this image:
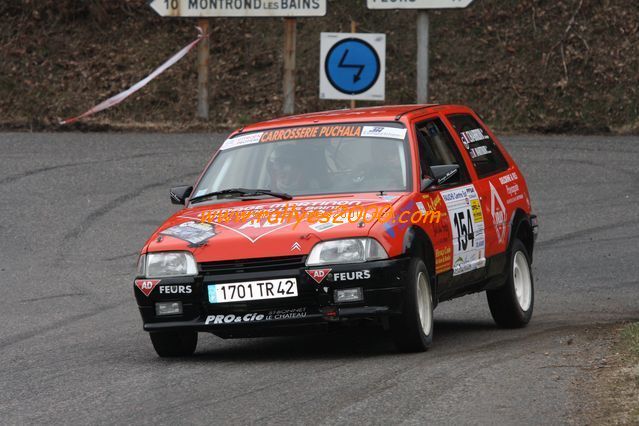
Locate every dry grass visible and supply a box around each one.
[577,323,639,425]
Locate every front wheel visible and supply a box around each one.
[149,331,198,357]
[487,238,534,328]
[390,258,434,352]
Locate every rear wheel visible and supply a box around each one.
[390,258,434,352]
[149,331,198,357]
[487,238,534,328]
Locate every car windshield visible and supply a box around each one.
[192,123,410,200]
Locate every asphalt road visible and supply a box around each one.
[1,132,637,424]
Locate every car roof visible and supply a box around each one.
[237,104,466,134]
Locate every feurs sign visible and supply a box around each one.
[159,285,193,294]
[150,0,327,17]
[333,270,371,281]
[134,280,193,297]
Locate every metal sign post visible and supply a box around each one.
[350,20,357,109]
[367,0,475,104]
[196,18,210,119]
[149,0,327,118]
[416,11,429,104]
[282,18,296,115]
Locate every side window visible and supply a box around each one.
[447,114,509,178]
[416,118,470,187]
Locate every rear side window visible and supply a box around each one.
[447,114,509,178]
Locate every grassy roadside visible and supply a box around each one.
[588,322,639,425]
[619,323,639,359]
[617,323,639,421]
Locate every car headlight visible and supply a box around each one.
[137,254,146,276]
[306,238,388,266]
[143,252,198,278]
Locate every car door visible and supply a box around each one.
[412,115,487,292]
[444,112,512,261]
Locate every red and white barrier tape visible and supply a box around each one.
[60,28,207,125]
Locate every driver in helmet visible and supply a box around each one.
[354,141,405,190]
[268,144,310,195]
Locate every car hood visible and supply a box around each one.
[144,193,406,263]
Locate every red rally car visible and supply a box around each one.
[133,105,538,357]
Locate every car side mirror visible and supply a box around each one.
[422,165,460,191]
[170,186,193,205]
[431,165,459,186]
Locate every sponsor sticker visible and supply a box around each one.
[158,284,192,295]
[435,246,452,274]
[470,199,483,223]
[459,128,489,148]
[135,279,161,297]
[306,268,332,284]
[220,125,406,148]
[416,201,428,215]
[260,125,362,143]
[265,307,307,320]
[160,221,216,245]
[469,146,491,159]
[422,193,443,212]
[204,308,308,325]
[499,172,518,185]
[361,126,407,140]
[440,185,486,276]
[220,132,264,150]
[333,270,371,281]
[506,184,520,196]
[205,313,265,325]
[489,182,507,244]
[453,254,486,275]
[507,194,525,204]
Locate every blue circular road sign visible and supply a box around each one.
[325,38,381,95]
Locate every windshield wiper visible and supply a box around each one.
[190,188,292,204]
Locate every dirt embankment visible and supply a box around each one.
[1,0,638,133]
[573,323,639,425]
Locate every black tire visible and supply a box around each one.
[390,257,434,352]
[487,238,534,328]
[149,331,198,357]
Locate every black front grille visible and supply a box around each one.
[199,255,306,275]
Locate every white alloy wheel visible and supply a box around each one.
[513,251,532,311]
[416,272,433,336]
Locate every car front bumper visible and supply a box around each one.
[134,256,410,336]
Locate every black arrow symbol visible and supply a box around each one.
[338,49,364,83]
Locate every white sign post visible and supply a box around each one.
[149,0,327,118]
[367,0,475,104]
[319,32,386,102]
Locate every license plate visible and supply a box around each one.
[208,278,298,304]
